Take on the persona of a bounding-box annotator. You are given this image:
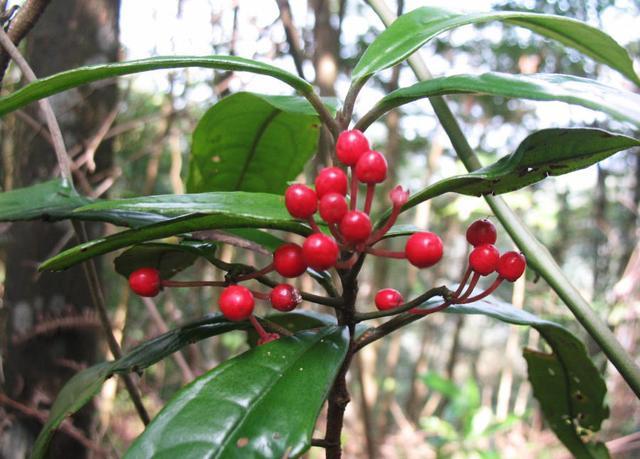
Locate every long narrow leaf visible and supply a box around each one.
[0,55,312,117]
[353,7,639,85]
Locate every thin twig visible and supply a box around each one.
[276,0,306,79]
[0,0,52,84]
[0,27,72,184]
[142,297,195,383]
[354,286,452,321]
[0,393,107,454]
[0,28,150,425]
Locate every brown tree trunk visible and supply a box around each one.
[1,1,119,458]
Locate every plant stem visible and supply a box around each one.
[363,183,375,214]
[161,280,226,288]
[0,28,151,424]
[354,286,451,321]
[304,88,341,139]
[364,0,640,398]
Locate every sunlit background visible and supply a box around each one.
[1,0,639,458]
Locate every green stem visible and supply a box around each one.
[365,0,640,399]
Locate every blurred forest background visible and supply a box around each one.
[0,0,639,458]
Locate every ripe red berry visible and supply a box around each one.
[355,150,387,184]
[319,192,348,224]
[315,167,348,198]
[302,233,339,271]
[336,129,370,166]
[405,232,443,268]
[466,219,497,247]
[375,288,404,311]
[285,184,317,219]
[273,243,307,278]
[339,210,372,243]
[218,285,255,321]
[270,284,302,312]
[497,251,526,282]
[129,267,161,297]
[469,244,500,276]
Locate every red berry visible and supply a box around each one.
[302,233,339,271]
[285,184,317,219]
[270,284,302,312]
[319,192,348,224]
[469,244,500,276]
[315,167,348,198]
[405,232,443,268]
[355,150,387,184]
[375,288,404,311]
[336,129,370,166]
[218,285,255,321]
[339,210,372,243]
[129,267,161,297]
[273,243,307,278]
[497,251,526,282]
[466,219,497,247]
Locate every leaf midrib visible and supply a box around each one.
[234,108,281,190]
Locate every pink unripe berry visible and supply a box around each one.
[390,185,409,207]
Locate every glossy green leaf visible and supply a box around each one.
[32,314,246,458]
[40,192,310,271]
[114,241,217,279]
[223,228,285,252]
[441,300,609,457]
[356,73,640,131]
[247,310,337,347]
[0,179,90,222]
[0,56,312,117]
[188,93,328,194]
[352,7,640,85]
[125,326,349,459]
[401,128,640,212]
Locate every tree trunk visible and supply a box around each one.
[1,1,119,458]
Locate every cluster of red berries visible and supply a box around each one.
[282,129,443,273]
[127,129,526,342]
[373,219,526,313]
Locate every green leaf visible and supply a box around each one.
[247,310,337,347]
[32,314,246,458]
[0,179,90,222]
[40,192,310,271]
[402,128,640,212]
[442,300,609,457]
[114,241,217,279]
[357,73,640,131]
[188,93,330,194]
[0,56,312,117]
[352,7,640,85]
[125,326,349,459]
